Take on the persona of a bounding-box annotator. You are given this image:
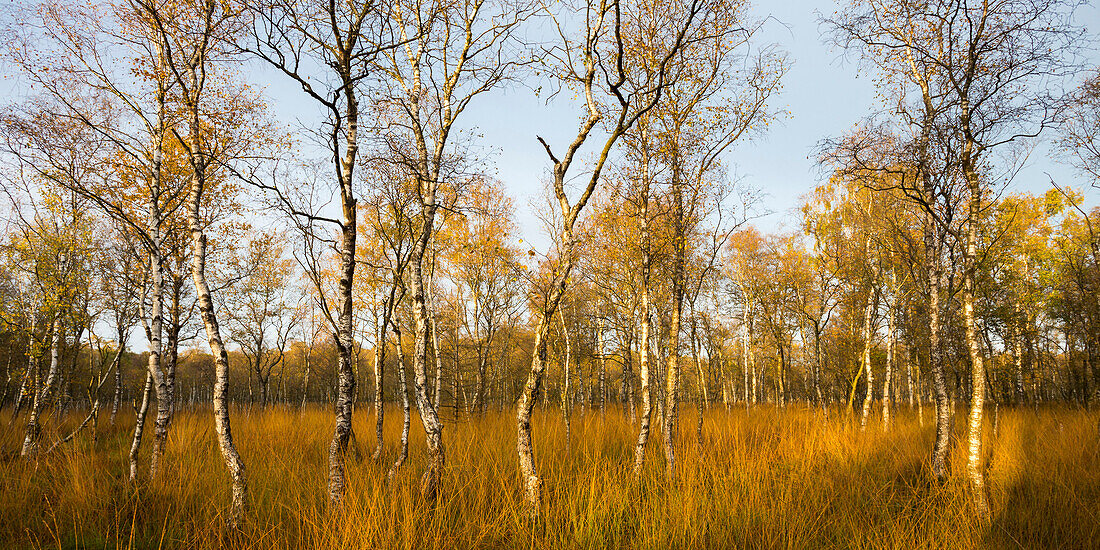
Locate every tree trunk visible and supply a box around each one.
[21,316,60,457]
[188,167,248,522]
[0,355,10,410]
[632,287,653,476]
[1014,301,1026,404]
[517,228,578,518]
[961,130,990,519]
[690,308,705,446]
[259,374,269,408]
[129,372,153,482]
[301,351,311,410]
[814,325,824,410]
[372,295,393,461]
[598,322,607,417]
[623,331,636,423]
[165,280,182,419]
[10,348,33,421]
[690,306,708,408]
[559,307,572,450]
[388,320,410,481]
[883,269,896,431]
[110,351,122,425]
[60,324,85,417]
[776,341,787,407]
[928,213,951,479]
[663,173,686,478]
[146,247,171,482]
[327,207,358,506]
[452,323,461,417]
[475,342,487,415]
[663,282,683,477]
[742,304,752,408]
[430,290,444,411]
[748,307,758,406]
[906,342,916,410]
[410,209,445,503]
[859,283,876,431]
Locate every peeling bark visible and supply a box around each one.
[21,316,60,458]
[388,319,410,482]
[129,372,153,482]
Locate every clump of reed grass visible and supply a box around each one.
[0,404,1096,549]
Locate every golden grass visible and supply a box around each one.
[1,404,1098,549]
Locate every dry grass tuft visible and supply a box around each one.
[1,405,1097,549]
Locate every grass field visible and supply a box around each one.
[1,405,1097,549]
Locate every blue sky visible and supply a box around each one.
[384,0,1100,243]
[245,0,1100,250]
[2,0,1099,352]
[2,0,1098,241]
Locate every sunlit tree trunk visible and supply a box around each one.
[146,242,171,481]
[410,207,445,502]
[372,289,396,461]
[598,317,607,416]
[690,306,706,444]
[475,329,488,415]
[925,188,951,481]
[961,112,991,519]
[129,372,153,482]
[883,268,896,431]
[559,307,572,449]
[742,303,752,409]
[388,319,410,481]
[776,341,787,407]
[110,355,122,426]
[690,304,708,408]
[750,350,758,405]
[663,286,683,476]
[661,165,687,477]
[859,250,879,430]
[623,326,636,422]
[327,190,358,506]
[631,163,654,476]
[807,319,823,410]
[165,275,183,417]
[301,348,311,409]
[1014,301,1026,404]
[143,35,172,481]
[906,340,916,410]
[430,288,444,411]
[188,188,249,522]
[21,316,60,457]
[632,282,654,475]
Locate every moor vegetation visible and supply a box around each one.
[0,0,1099,548]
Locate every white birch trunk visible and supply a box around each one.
[388,320,410,481]
[21,316,60,457]
[883,269,896,431]
[859,281,876,431]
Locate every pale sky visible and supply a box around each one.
[406,0,1100,240]
[245,0,1100,250]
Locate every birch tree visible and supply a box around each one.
[371,0,533,501]
[227,231,301,407]
[827,0,1084,517]
[243,0,395,506]
[514,0,720,518]
[3,0,200,480]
